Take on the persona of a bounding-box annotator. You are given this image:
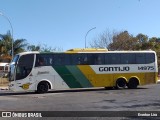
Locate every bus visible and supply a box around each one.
[8,48,158,93]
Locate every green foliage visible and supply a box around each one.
[27,44,63,52]
[108,31,138,50]
[27,44,41,51]
[0,31,27,58]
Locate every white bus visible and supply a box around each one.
[8,48,158,93]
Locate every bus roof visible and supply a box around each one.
[65,48,155,54]
[15,49,156,56]
[16,51,39,56]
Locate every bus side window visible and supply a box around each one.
[89,54,104,65]
[109,53,121,64]
[49,57,53,65]
[136,53,145,64]
[54,54,64,65]
[45,55,54,66]
[96,54,104,65]
[83,55,88,65]
[121,53,136,64]
[72,54,88,65]
[35,54,54,66]
[105,53,121,64]
[146,53,155,64]
[37,57,45,66]
[77,56,82,65]
[105,54,109,64]
[35,55,47,66]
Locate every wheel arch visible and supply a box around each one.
[36,79,53,90]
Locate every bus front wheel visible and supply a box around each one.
[36,82,49,93]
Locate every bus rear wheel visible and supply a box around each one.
[115,78,127,89]
[127,78,139,89]
[36,82,49,93]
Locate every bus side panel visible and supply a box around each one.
[145,72,157,85]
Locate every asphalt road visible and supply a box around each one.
[0,84,160,120]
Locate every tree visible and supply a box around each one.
[108,31,138,50]
[0,31,12,55]
[13,39,28,54]
[90,30,160,51]
[90,29,117,49]
[27,44,41,51]
[27,44,63,52]
[148,37,160,50]
[0,31,27,58]
[90,30,140,50]
[136,33,150,50]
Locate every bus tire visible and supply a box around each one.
[36,81,49,93]
[115,78,127,89]
[128,78,139,89]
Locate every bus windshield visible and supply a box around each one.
[15,54,34,80]
[9,54,34,81]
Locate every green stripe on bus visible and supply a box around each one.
[66,66,93,87]
[53,66,82,88]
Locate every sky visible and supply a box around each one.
[0,0,160,51]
